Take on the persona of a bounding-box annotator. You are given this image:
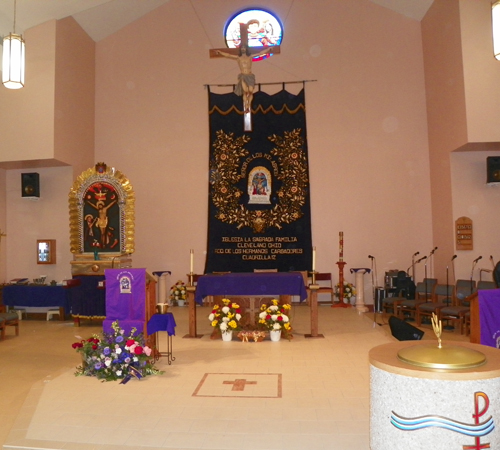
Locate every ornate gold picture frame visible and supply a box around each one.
[68,163,135,255]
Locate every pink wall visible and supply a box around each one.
[54,17,96,177]
[94,0,432,296]
[421,0,468,280]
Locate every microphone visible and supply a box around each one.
[451,255,457,261]
[416,256,427,264]
[473,256,482,264]
[413,251,420,257]
[368,255,375,259]
[430,246,438,255]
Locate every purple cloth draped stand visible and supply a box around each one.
[479,288,500,348]
[103,268,146,336]
[194,272,307,305]
[147,313,176,336]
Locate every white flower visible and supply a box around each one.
[208,313,215,321]
[105,358,112,367]
[271,314,278,321]
[222,306,230,314]
[115,347,122,354]
[273,323,281,330]
[259,311,267,319]
[235,313,242,321]
[282,315,289,322]
[269,305,279,312]
[222,317,229,322]
[116,370,122,376]
[220,322,228,331]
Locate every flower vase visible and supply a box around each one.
[222,331,233,341]
[270,330,281,342]
[177,300,185,307]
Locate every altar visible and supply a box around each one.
[187,272,308,337]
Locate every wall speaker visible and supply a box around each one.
[487,156,500,184]
[388,315,424,341]
[21,173,40,198]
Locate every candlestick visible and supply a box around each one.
[312,246,316,272]
[339,231,344,261]
[190,249,194,273]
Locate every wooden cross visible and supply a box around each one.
[223,378,257,391]
[210,22,280,131]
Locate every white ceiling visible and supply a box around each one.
[0,0,434,44]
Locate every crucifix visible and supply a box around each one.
[210,22,280,131]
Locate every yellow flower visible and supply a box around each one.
[260,304,267,311]
[228,320,237,329]
[211,320,218,327]
[227,313,234,319]
[271,299,279,306]
[231,303,240,309]
[213,305,219,310]
[283,304,291,310]
[222,298,231,305]
[284,323,291,330]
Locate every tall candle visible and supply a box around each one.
[339,232,344,261]
[312,246,316,272]
[190,249,194,273]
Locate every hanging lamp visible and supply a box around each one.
[2,0,25,89]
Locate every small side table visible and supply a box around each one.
[147,313,176,364]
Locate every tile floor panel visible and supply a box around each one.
[0,306,468,450]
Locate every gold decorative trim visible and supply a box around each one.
[210,129,308,233]
[69,163,135,254]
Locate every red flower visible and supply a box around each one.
[277,316,283,322]
[134,346,144,355]
[266,314,271,320]
[236,309,241,314]
[92,344,98,350]
[72,342,83,349]
[126,339,136,347]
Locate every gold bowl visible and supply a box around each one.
[156,303,169,314]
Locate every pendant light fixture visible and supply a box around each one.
[493,1,500,60]
[2,0,25,89]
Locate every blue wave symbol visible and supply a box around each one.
[391,412,495,437]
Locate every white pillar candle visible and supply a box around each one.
[190,249,194,273]
[312,246,316,272]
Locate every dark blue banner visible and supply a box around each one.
[205,88,312,273]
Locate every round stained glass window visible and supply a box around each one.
[224,9,283,61]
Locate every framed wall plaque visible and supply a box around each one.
[455,217,473,251]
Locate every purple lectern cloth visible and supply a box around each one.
[102,269,146,335]
[147,313,176,336]
[479,288,500,348]
[194,272,307,305]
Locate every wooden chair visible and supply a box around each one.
[416,284,454,326]
[398,279,437,321]
[382,271,411,316]
[0,312,20,340]
[315,273,334,304]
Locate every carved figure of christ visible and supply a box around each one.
[210,22,280,120]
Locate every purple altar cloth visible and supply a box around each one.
[194,272,307,305]
[479,288,500,348]
[147,313,176,336]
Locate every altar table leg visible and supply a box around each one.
[305,288,324,338]
[185,289,202,338]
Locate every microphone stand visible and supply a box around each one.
[444,265,453,330]
[470,257,481,293]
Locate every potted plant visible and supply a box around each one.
[169,280,187,306]
[335,281,356,305]
[208,298,242,341]
[258,299,293,341]
[71,320,163,383]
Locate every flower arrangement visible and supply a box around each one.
[258,299,293,340]
[335,281,356,301]
[208,298,242,335]
[170,280,187,304]
[71,320,163,383]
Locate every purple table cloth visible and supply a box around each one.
[479,288,500,348]
[194,272,307,305]
[147,313,176,336]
